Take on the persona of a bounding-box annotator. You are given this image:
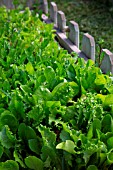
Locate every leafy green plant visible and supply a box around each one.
[1,6,113,170]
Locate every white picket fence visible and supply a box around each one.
[0,0,113,73]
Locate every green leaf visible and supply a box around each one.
[0,146,3,158]
[26,62,34,75]
[92,119,101,138]
[87,165,98,170]
[56,140,76,154]
[101,114,113,133]
[44,66,56,89]
[60,130,71,142]
[41,145,56,161]
[52,81,79,105]
[99,153,107,166]
[67,64,76,81]
[28,106,44,124]
[86,59,94,67]
[3,80,11,92]
[0,110,18,132]
[104,94,113,107]
[87,125,93,140]
[107,151,113,164]
[25,156,43,170]
[14,150,26,168]
[69,81,79,95]
[9,97,25,120]
[0,125,16,149]
[28,139,40,155]
[96,94,106,103]
[38,126,56,146]
[107,137,113,150]
[0,160,19,170]
[95,75,106,86]
[18,123,37,141]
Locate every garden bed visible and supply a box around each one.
[0,5,113,170]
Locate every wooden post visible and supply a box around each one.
[82,33,95,62]
[57,11,66,32]
[100,49,113,74]
[68,21,79,48]
[43,0,48,14]
[50,2,57,25]
[39,0,48,14]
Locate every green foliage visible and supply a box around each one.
[25,156,43,170]
[1,6,113,170]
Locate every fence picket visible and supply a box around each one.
[82,33,95,62]
[57,11,66,33]
[68,21,79,48]
[50,2,57,25]
[42,0,48,14]
[100,49,113,74]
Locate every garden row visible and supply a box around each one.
[0,5,113,170]
[1,1,113,74]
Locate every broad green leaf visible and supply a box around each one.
[52,81,79,105]
[9,97,25,120]
[38,126,56,146]
[44,66,56,89]
[18,123,37,141]
[92,119,101,138]
[46,101,61,108]
[69,81,79,95]
[67,64,76,81]
[101,114,113,133]
[25,156,43,170]
[41,145,57,162]
[56,140,76,154]
[41,144,61,169]
[34,87,52,101]
[95,74,106,86]
[104,94,113,107]
[0,160,19,170]
[60,130,71,142]
[87,165,98,170]
[107,137,113,150]
[28,106,45,124]
[28,139,40,155]
[0,111,18,132]
[26,62,34,75]
[0,125,16,149]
